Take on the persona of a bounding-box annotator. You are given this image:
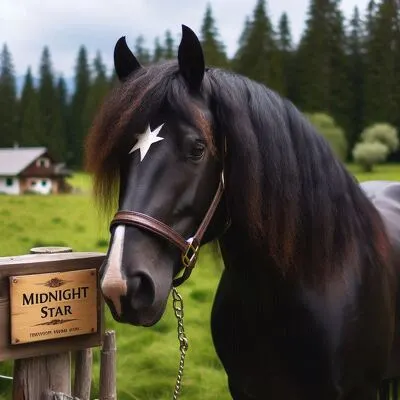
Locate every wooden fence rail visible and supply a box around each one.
[44,330,117,400]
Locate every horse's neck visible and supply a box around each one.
[218,226,281,284]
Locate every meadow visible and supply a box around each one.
[0,163,399,399]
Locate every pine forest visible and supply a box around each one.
[0,0,399,167]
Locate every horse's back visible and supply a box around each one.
[361,180,400,379]
[361,180,400,255]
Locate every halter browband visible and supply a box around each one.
[109,142,226,287]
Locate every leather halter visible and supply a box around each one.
[109,140,226,287]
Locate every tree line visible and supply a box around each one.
[0,0,399,167]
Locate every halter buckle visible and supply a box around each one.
[182,237,200,269]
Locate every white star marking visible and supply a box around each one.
[129,123,165,161]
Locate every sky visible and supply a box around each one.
[1,0,370,79]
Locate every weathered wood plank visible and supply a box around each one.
[73,348,93,400]
[12,352,71,400]
[0,251,104,266]
[99,330,117,400]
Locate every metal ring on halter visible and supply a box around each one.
[181,237,200,269]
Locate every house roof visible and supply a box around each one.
[0,147,47,176]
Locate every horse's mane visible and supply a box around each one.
[86,62,390,279]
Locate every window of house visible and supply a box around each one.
[41,180,47,187]
[5,178,13,186]
[36,158,49,168]
[31,180,36,186]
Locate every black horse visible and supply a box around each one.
[86,25,400,399]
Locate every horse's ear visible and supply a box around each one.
[178,25,205,92]
[114,36,142,81]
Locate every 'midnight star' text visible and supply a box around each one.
[21,287,89,318]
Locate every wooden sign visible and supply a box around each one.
[10,269,98,344]
[0,251,105,361]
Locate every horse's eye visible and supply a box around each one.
[190,141,206,160]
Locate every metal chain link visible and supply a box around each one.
[172,287,189,400]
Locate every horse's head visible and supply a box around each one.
[92,26,227,326]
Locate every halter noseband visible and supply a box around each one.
[109,139,226,287]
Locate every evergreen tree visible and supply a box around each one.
[153,37,164,63]
[233,0,283,92]
[365,0,378,36]
[69,46,90,167]
[46,78,66,160]
[346,6,365,152]
[37,46,58,151]
[394,0,400,136]
[233,17,252,67]
[363,0,380,126]
[295,0,349,140]
[295,0,333,111]
[277,13,292,54]
[238,17,252,49]
[164,30,175,59]
[0,44,17,147]
[277,13,294,98]
[364,0,399,130]
[56,76,69,134]
[134,36,151,65]
[18,67,41,146]
[200,4,229,68]
[51,76,69,160]
[83,51,110,138]
[328,0,351,141]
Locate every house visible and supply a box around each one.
[0,146,72,195]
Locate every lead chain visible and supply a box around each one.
[172,287,189,400]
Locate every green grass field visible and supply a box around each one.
[0,164,399,399]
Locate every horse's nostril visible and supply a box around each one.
[128,273,155,310]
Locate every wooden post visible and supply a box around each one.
[73,348,93,400]
[12,247,73,400]
[13,352,72,400]
[99,330,117,400]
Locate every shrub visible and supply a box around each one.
[361,123,399,152]
[305,113,348,161]
[96,238,109,247]
[352,141,389,172]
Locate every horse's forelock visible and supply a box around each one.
[85,61,216,217]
